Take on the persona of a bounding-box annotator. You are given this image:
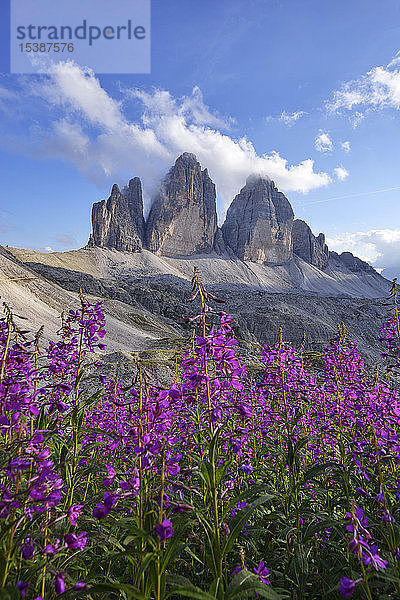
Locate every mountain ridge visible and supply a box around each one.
[87,153,380,283]
[0,153,392,362]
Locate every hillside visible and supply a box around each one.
[0,153,392,363]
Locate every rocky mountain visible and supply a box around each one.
[88,177,145,252]
[221,176,294,263]
[292,219,329,269]
[87,153,380,286]
[2,244,390,364]
[145,153,218,256]
[0,152,393,368]
[330,251,376,274]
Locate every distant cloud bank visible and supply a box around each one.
[328,228,400,277]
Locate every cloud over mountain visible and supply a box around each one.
[0,60,332,219]
[327,228,400,277]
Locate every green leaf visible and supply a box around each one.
[222,495,271,557]
[167,574,217,599]
[135,552,156,586]
[225,570,286,600]
[160,540,187,574]
[300,461,345,485]
[224,486,271,521]
[199,461,213,487]
[63,582,146,600]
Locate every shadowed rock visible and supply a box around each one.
[89,178,145,252]
[221,176,294,264]
[331,251,376,274]
[292,219,329,269]
[145,153,218,256]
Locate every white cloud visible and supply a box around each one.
[279,110,306,126]
[327,229,400,274]
[341,141,351,153]
[333,166,349,181]
[315,131,333,153]
[0,60,332,219]
[33,246,54,253]
[328,57,400,122]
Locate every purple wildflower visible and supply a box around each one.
[253,560,270,584]
[340,577,356,597]
[16,581,29,597]
[64,531,87,551]
[54,573,65,595]
[21,537,34,560]
[155,518,174,541]
[67,504,84,526]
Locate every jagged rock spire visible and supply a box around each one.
[221,176,294,264]
[88,177,145,252]
[145,153,218,256]
[292,219,329,269]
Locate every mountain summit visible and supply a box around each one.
[88,177,145,252]
[87,152,379,279]
[221,176,294,264]
[145,153,218,256]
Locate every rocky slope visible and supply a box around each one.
[2,244,390,363]
[0,245,182,351]
[1,153,393,365]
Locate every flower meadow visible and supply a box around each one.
[1,270,400,600]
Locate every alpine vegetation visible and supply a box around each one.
[1,273,400,599]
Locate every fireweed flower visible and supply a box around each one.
[345,507,388,571]
[339,577,356,597]
[210,406,222,423]
[54,573,66,595]
[64,532,87,551]
[73,582,88,591]
[345,507,371,539]
[16,581,29,597]
[240,462,253,475]
[21,537,35,559]
[43,538,60,556]
[232,564,246,575]
[237,404,252,419]
[102,464,116,487]
[155,519,174,541]
[67,504,84,526]
[93,492,118,520]
[253,561,270,584]
[3,291,400,595]
[362,545,388,571]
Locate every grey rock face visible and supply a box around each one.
[331,251,376,274]
[89,178,145,252]
[292,219,329,269]
[145,153,218,256]
[221,176,294,264]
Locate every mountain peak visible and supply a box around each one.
[221,176,294,264]
[245,173,272,186]
[175,152,198,165]
[292,219,329,269]
[145,154,217,256]
[89,179,145,252]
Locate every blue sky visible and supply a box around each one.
[1,0,400,275]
